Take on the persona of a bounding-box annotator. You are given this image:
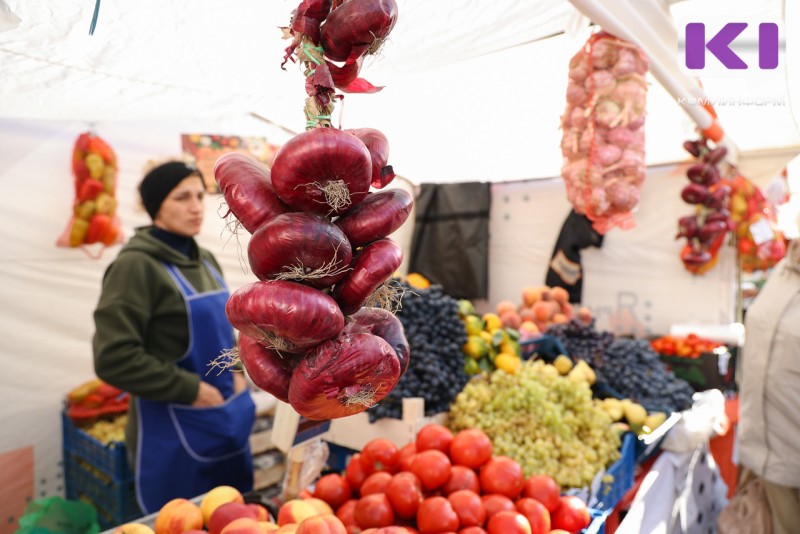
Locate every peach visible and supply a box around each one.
[495,300,517,316]
[521,287,541,307]
[154,498,203,534]
[277,524,298,534]
[209,502,259,534]
[531,301,553,322]
[518,307,535,323]
[221,517,264,534]
[303,498,333,516]
[247,503,272,522]
[550,286,569,305]
[552,313,568,324]
[277,499,320,526]
[577,306,593,324]
[201,485,245,526]
[112,523,155,534]
[499,310,521,329]
[259,521,281,533]
[296,514,348,534]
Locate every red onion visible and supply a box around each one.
[332,238,404,316]
[288,332,401,420]
[320,0,399,62]
[334,189,413,247]
[681,183,710,205]
[248,212,352,289]
[238,334,297,403]
[697,220,729,244]
[271,128,372,215]
[346,127,395,188]
[676,215,699,239]
[346,307,410,376]
[213,152,292,234]
[226,279,345,353]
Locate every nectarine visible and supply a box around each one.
[209,502,259,534]
[201,485,245,526]
[154,498,203,534]
[277,499,319,526]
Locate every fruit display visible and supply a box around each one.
[448,360,621,489]
[649,333,725,358]
[545,318,614,370]
[728,173,787,272]
[560,31,649,234]
[676,136,733,274]
[58,131,123,249]
[599,398,667,437]
[367,281,470,422]
[215,0,412,421]
[66,377,129,424]
[309,425,593,534]
[459,299,523,375]
[83,414,127,445]
[492,285,593,341]
[599,337,695,412]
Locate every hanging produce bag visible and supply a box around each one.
[729,174,787,272]
[560,31,649,234]
[56,131,123,254]
[15,496,100,534]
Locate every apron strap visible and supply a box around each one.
[162,262,196,297]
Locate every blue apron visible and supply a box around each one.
[135,260,255,514]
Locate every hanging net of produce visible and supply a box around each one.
[560,31,649,234]
[56,131,123,256]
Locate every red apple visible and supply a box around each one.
[209,501,258,534]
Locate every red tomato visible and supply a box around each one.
[416,423,454,454]
[398,442,417,472]
[314,473,352,509]
[411,449,452,491]
[360,471,393,496]
[479,456,524,499]
[449,428,493,469]
[521,475,560,513]
[386,472,424,519]
[416,496,459,534]
[447,490,486,527]
[346,453,376,494]
[459,528,488,534]
[550,496,591,533]
[442,465,481,495]
[354,493,395,529]
[362,438,401,473]
[515,498,550,534]
[335,498,359,530]
[480,494,515,519]
[486,511,531,534]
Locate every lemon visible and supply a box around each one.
[464,315,485,336]
[494,353,521,374]
[482,313,502,331]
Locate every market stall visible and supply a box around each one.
[1,0,800,533]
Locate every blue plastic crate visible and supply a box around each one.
[62,412,140,530]
[591,432,636,512]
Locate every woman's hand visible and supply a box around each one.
[192,381,224,407]
[233,372,248,394]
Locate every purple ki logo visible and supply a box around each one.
[685,22,779,69]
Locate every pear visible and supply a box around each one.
[552,354,573,375]
[622,401,647,426]
[602,398,624,422]
[644,412,667,433]
[573,360,596,385]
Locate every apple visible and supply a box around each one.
[209,502,259,534]
[277,499,320,526]
[201,485,245,526]
[154,498,203,534]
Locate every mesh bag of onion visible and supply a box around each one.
[560,31,649,234]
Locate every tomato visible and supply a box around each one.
[449,428,493,469]
[550,496,591,533]
[398,442,417,472]
[335,499,359,530]
[410,449,452,491]
[346,453,376,494]
[515,498,550,534]
[416,496,459,534]
[415,423,453,454]
[386,471,423,519]
[480,494,515,519]
[314,473,352,509]
[521,475,560,513]
[362,438,401,473]
[360,471,393,496]
[459,528,488,534]
[442,465,481,495]
[354,493,395,529]
[447,490,486,527]
[479,456,524,499]
[486,511,531,534]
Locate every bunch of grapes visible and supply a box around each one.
[449,359,621,489]
[367,281,470,422]
[601,337,695,412]
[546,318,614,369]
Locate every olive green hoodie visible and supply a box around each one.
[93,226,232,460]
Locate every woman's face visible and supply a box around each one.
[153,175,205,237]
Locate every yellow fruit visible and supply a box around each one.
[464,315,485,336]
[540,364,560,378]
[200,485,244,525]
[573,360,596,385]
[479,330,493,344]
[602,398,624,422]
[622,402,647,426]
[494,353,521,374]
[644,412,668,433]
[463,335,489,359]
[482,313,502,332]
[552,355,574,375]
[406,272,431,289]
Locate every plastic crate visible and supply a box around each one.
[62,412,140,530]
[591,432,636,512]
[519,335,569,361]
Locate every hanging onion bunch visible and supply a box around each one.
[213,0,412,420]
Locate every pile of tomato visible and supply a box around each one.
[308,423,593,534]
[649,333,724,359]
